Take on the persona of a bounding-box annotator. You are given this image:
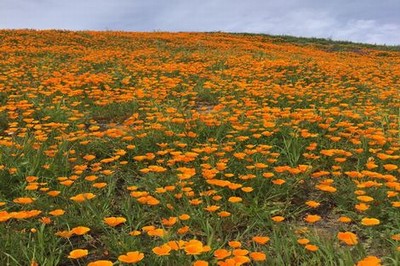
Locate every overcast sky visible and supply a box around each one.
[1,0,399,45]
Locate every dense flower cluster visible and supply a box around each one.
[0,30,399,265]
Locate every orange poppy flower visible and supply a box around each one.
[391,234,400,241]
[233,255,251,264]
[250,252,267,261]
[70,226,90,235]
[228,196,242,203]
[383,164,398,171]
[179,214,190,220]
[305,201,320,208]
[357,196,374,202]
[152,244,172,256]
[262,172,275,178]
[356,256,381,266]
[162,216,178,226]
[92,182,107,188]
[305,244,319,251]
[272,179,286,185]
[297,238,310,245]
[337,216,352,223]
[147,228,166,237]
[232,249,248,256]
[271,216,285,222]
[177,225,189,234]
[193,260,209,266]
[103,216,126,227]
[337,232,358,245]
[204,205,220,212]
[304,214,321,223]
[361,218,380,226]
[49,209,65,216]
[252,236,270,244]
[13,197,35,204]
[315,184,337,193]
[214,249,231,260]
[70,193,96,202]
[184,240,205,255]
[83,154,96,161]
[129,230,141,236]
[118,251,144,263]
[47,190,61,197]
[228,241,241,248]
[218,211,231,217]
[67,249,88,259]
[355,203,370,211]
[87,260,113,266]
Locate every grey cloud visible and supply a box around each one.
[0,0,399,45]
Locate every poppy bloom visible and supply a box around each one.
[47,190,61,197]
[93,182,107,188]
[49,209,65,216]
[361,218,380,226]
[70,193,96,202]
[252,236,270,244]
[87,260,113,266]
[305,201,320,208]
[162,216,178,226]
[204,205,220,212]
[337,232,358,245]
[304,214,321,223]
[391,234,400,241]
[214,249,231,260]
[129,230,141,236]
[337,216,352,223]
[355,203,369,211]
[305,244,319,251]
[167,240,185,251]
[297,238,310,245]
[13,197,35,204]
[272,179,286,185]
[218,211,231,217]
[383,164,398,171]
[40,217,51,224]
[118,251,144,263]
[179,214,190,220]
[103,216,126,227]
[315,184,337,193]
[356,256,381,266]
[152,244,172,256]
[241,186,253,192]
[228,241,241,248]
[232,249,248,256]
[184,239,206,255]
[271,216,285,222]
[232,255,251,264]
[70,226,90,235]
[67,249,88,259]
[193,260,209,266]
[250,252,266,261]
[228,196,242,203]
[262,172,274,178]
[83,154,96,161]
[357,196,374,202]
[147,228,166,237]
[177,225,189,234]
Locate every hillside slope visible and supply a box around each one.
[0,30,399,265]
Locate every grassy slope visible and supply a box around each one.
[0,30,399,265]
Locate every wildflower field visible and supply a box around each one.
[0,30,400,266]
